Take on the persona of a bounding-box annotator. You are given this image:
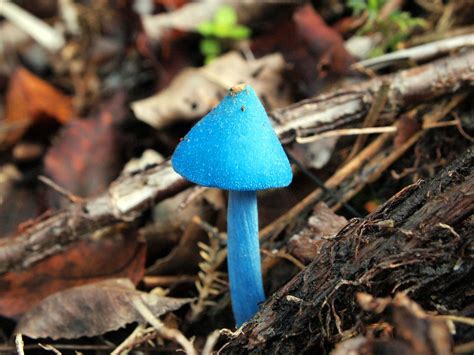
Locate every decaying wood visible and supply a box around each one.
[0,50,472,275]
[0,161,189,274]
[221,146,474,354]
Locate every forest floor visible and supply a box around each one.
[0,0,473,354]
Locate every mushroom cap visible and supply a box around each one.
[171,84,292,191]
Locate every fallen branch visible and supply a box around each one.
[355,33,474,70]
[0,1,65,52]
[0,50,472,275]
[271,49,474,140]
[221,146,474,353]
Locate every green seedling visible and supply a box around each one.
[348,0,426,56]
[198,6,251,64]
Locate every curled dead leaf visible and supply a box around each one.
[16,278,193,339]
[131,52,290,129]
[0,227,146,318]
[334,293,453,355]
[288,203,348,264]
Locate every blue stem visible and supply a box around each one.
[227,190,265,327]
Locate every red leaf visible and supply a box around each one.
[293,4,354,76]
[1,68,73,146]
[44,110,122,200]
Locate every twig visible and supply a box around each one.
[38,344,62,354]
[285,150,361,217]
[0,1,65,52]
[453,112,474,142]
[202,330,221,355]
[436,315,474,326]
[344,83,390,162]
[454,341,474,354]
[38,176,84,203]
[296,126,397,143]
[295,120,461,144]
[261,249,305,270]
[111,324,149,355]
[143,275,197,288]
[355,33,474,69]
[132,297,197,355]
[15,334,24,355]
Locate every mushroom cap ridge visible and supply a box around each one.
[171,85,292,191]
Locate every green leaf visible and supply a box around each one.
[200,39,221,57]
[226,25,251,40]
[347,0,367,15]
[198,22,215,36]
[214,6,237,26]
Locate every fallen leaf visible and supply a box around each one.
[251,4,354,96]
[293,4,354,76]
[44,94,126,201]
[1,67,73,146]
[0,226,146,318]
[288,202,348,264]
[333,293,453,355]
[147,188,225,275]
[290,137,339,169]
[16,278,192,339]
[132,51,290,128]
[394,113,422,148]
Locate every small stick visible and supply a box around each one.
[202,330,221,355]
[355,33,474,69]
[261,249,305,270]
[38,175,84,203]
[344,83,390,163]
[132,297,197,355]
[38,344,62,354]
[111,324,148,355]
[143,275,197,288]
[436,315,474,326]
[15,334,24,355]
[295,120,461,144]
[0,1,65,52]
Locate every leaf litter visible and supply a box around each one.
[0,0,473,353]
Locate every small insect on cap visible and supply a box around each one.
[172,84,292,191]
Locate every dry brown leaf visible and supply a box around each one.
[16,278,193,339]
[288,202,348,264]
[293,4,354,76]
[0,228,146,318]
[332,293,453,355]
[131,51,290,129]
[147,188,225,275]
[142,1,271,41]
[44,98,124,201]
[1,67,73,146]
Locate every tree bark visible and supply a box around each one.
[220,146,474,354]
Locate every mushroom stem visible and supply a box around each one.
[227,190,265,326]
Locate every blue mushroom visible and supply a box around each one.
[172,84,292,326]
